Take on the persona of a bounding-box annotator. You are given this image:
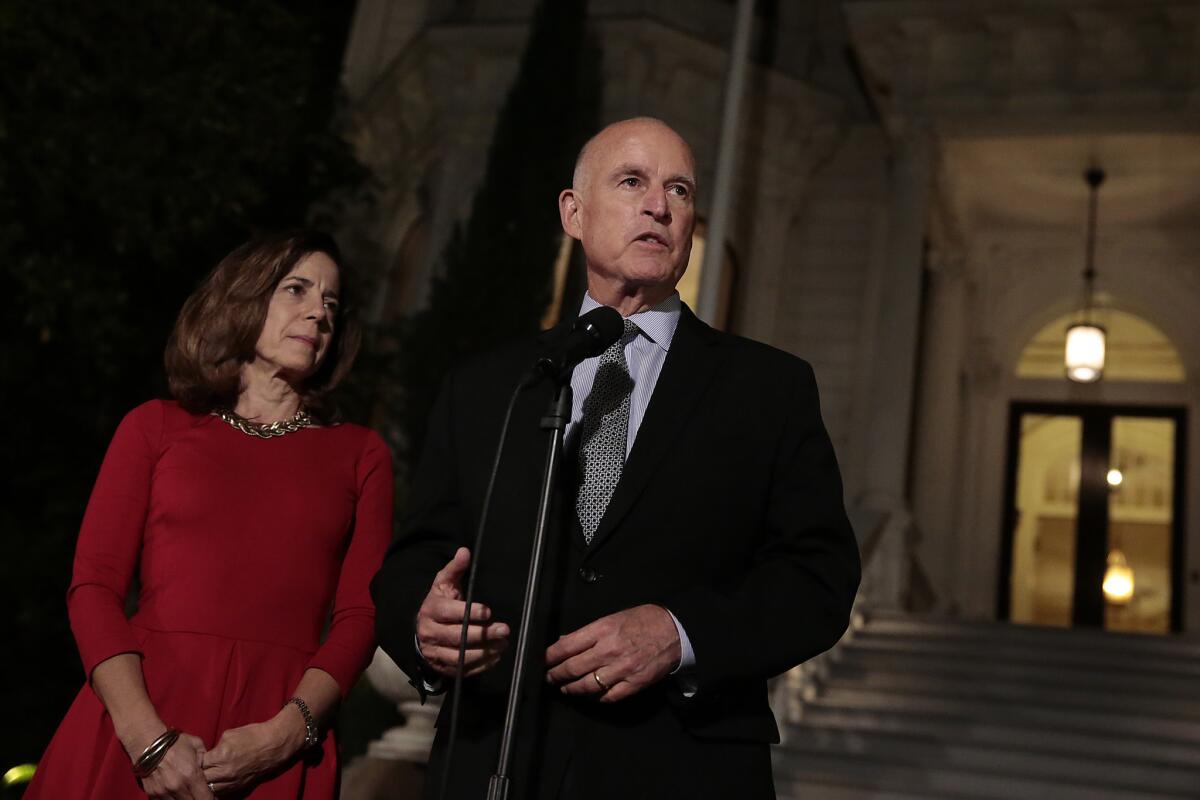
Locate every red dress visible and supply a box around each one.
[26,400,393,798]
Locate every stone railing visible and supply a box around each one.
[340,649,441,798]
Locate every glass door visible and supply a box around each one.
[1001,405,1185,632]
[1008,414,1082,627]
[1104,417,1176,633]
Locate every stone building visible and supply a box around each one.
[338,2,1200,796]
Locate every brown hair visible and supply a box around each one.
[165,230,361,422]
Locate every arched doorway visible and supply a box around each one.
[906,128,1200,634]
[1000,310,1187,632]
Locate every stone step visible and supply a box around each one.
[842,632,1200,676]
[814,686,1200,744]
[778,725,1200,796]
[772,750,1193,800]
[828,646,1200,700]
[774,777,951,800]
[778,613,1200,799]
[857,610,1200,656]
[835,635,1200,683]
[818,668,1200,720]
[796,702,1200,770]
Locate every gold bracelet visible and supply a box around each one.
[131,728,180,779]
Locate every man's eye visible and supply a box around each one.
[621,177,640,187]
[669,185,689,198]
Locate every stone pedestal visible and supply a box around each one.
[341,648,442,800]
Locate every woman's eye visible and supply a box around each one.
[284,284,303,296]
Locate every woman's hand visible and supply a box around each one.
[201,708,306,793]
[95,654,213,797]
[123,729,212,800]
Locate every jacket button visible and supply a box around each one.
[578,566,600,584]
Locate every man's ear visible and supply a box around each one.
[558,189,583,242]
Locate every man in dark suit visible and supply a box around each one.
[371,117,860,799]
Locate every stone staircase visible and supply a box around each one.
[772,611,1200,799]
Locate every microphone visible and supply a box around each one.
[530,305,624,384]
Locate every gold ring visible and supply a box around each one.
[593,670,610,691]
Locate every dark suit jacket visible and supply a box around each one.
[371,306,860,799]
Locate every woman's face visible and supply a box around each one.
[254,251,340,381]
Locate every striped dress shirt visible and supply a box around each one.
[566,292,680,454]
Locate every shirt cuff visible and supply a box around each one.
[413,634,444,695]
[665,609,697,698]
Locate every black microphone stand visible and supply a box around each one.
[485,377,572,800]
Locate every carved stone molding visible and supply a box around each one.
[844,0,1200,135]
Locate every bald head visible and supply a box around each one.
[571,117,696,196]
[558,116,698,315]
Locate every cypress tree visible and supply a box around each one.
[396,0,600,459]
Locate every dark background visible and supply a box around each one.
[1,0,598,778]
[0,0,376,772]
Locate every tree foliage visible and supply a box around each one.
[0,0,361,765]
[396,0,600,459]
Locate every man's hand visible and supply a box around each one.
[416,547,510,677]
[545,604,681,703]
[201,713,301,794]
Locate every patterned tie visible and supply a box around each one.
[576,318,639,544]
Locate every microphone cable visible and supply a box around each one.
[433,306,619,799]
[436,371,536,800]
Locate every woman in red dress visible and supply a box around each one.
[27,231,393,799]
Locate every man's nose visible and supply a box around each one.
[641,186,671,222]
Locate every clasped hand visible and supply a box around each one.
[130,730,211,800]
[201,707,307,794]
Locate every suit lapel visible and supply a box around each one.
[585,306,720,552]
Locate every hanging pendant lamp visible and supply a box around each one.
[1065,168,1107,383]
[1103,548,1135,605]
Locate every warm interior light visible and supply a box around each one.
[1065,324,1106,383]
[1103,549,1134,605]
[1106,468,1124,487]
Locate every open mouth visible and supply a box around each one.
[634,232,669,248]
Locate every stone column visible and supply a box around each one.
[856,125,936,518]
[909,246,969,610]
[696,0,755,325]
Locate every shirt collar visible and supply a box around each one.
[578,292,681,353]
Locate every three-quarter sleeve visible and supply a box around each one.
[307,429,394,696]
[67,401,164,678]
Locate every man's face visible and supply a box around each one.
[563,122,696,296]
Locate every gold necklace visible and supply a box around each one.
[213,408,312,438]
